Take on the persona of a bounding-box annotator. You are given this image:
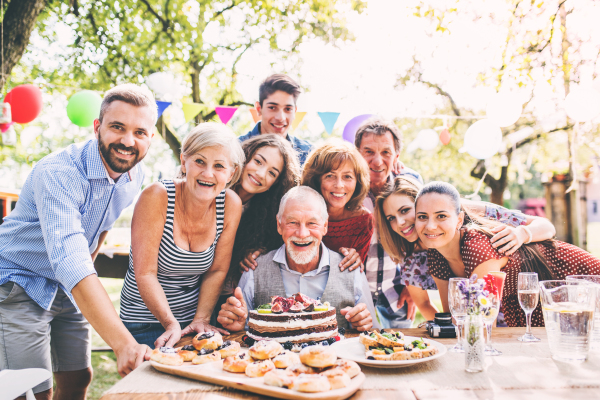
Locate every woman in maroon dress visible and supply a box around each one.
[415,181,600,327]
[302,140,373,271]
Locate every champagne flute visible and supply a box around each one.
[483,294,502,356]
[448,277,469,353]
[517,272,541,342]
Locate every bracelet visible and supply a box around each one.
[522,226,533,244]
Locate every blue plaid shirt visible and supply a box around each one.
[0,139,144,310]
[238,122,313,166]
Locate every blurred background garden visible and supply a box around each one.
[3,0,600,397]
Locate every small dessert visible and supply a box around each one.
[299,345,336,368]
[332,359,361,378]
[364,336,438,362]
[358,331,379,348]
[263,369,296,389]
[272,350,301,369]
[223,352,253,373]
[374,330,404,347]
[248,340,283,360]
[320,368,351,389]
[192,331,223,351]
[245,359,276,378]
[177,344,197,361]
[286,363,317,376]
[217,340,241,358]
[192,348,222,364]
[293,373,331,393]
[150,347,184,366]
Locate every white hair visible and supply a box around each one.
[177,122,245,188]
[277,186,328,223]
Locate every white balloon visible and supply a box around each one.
[565,86,600,122]
[406,138,421,153]
[463,119,503,159]
[146,72,176,96]
[486,92,523,127]
[417,129,439,151]
[20,126,43,148]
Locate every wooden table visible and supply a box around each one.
[100,327,600,400]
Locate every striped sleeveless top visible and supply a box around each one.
[120,179,226,323]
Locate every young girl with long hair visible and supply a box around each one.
[414,181,600,327]
[375,177,556,321]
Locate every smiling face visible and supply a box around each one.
[255,90,297,136]
[415,193,464,250]
[94,100,155,179]
[319,159,357,211]
[357,131,398,193]
[181,145,236,201]
[383,193,418,243]
[241,145,284,195]
[277,198,328,266]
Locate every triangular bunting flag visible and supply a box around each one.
[249,108,260,123]
[215,106,238,125]
[317,112,340,134]
[182,102,204,123]
[291,111,307,132]
[156,101,171,119]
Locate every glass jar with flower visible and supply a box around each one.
[459,275,491,372]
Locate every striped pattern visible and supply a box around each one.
[120,180,225,323]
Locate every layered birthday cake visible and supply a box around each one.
[247,293,338,343]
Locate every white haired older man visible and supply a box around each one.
[218,186,378,332]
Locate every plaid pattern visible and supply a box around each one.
[238,122,313,166]
[0,139,144,311]
[363,168,423,315]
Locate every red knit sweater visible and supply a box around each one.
[322,213,374,264]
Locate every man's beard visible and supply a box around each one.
[98,129,141,174]
[286,236,320,265]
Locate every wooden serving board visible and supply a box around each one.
[150,352,365,400]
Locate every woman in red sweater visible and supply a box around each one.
[302,140,373,272]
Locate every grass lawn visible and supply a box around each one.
[84,224,600,398]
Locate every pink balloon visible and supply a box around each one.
[342,114,375,144]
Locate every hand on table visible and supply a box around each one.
[491,225,528,255]
[341,303,373,331]
[339,247,364,272]
[217,287,248,332]
[114,342,152,377]
[397,286,417,320]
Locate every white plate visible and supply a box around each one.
[331,336,447,368]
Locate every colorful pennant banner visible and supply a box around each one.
[215,106,238,125]
[156,101,172,119]
[291,111,307,132]
[318,112,340,134]
[249,108,260,123]
[181,102,204,123]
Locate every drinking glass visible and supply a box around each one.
[484,271,506,356]
[566,275,600,351]
[539,280,596,362]
[483,294,502,356]
[517,272,541,342]
[448,277,469,353]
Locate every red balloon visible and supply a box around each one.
[439,128,451,145]
[4,84,43,124]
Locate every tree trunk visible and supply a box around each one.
[0,0,47,91]
[191,68,202,124]
[156,117,182,161]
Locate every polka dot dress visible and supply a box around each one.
[428,230,600,327]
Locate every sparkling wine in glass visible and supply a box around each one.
[448,277,469,353]
[517,272,541,342]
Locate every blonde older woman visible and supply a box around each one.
[120,122,244,348]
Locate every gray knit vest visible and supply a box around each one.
[253,247,355,329]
